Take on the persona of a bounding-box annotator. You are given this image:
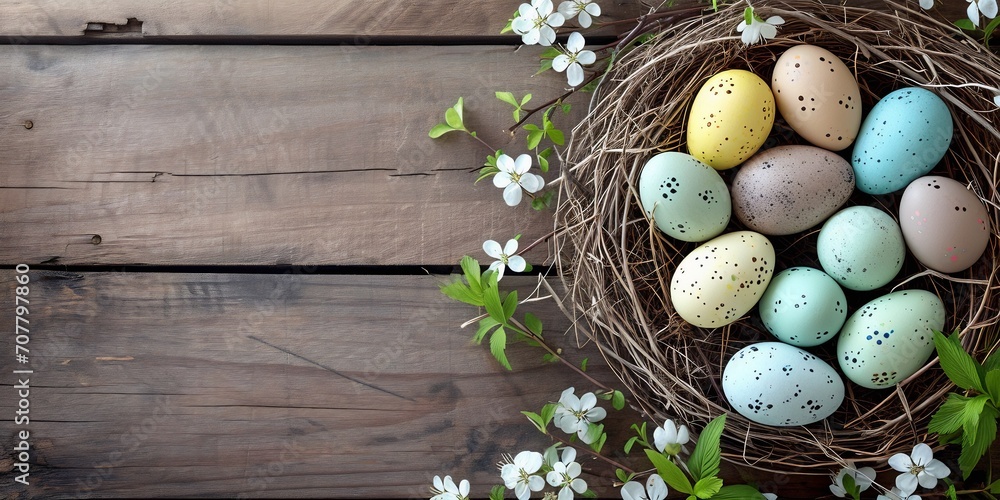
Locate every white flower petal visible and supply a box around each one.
[993,94,1000,107]
[503,238,519,256]
[523,451,543,473]
[566,461,581,478]
[546,470,562,487]
[558,1,577,18]
[981,0,999,18]
[741,26,757,44]
[766,15,785,25]
[587,406,607,422]
[513,154,533,176]
[515,482,530,500]
[503,183,523,206]
[561,447,576,464]
[917,471,939,489]
[519,3,538,18]
[483,239,503,258]
[552,54,571,72]
[520,173,544,193]
[570,478,587,494]
[896,473,918,496]
[512,17,534,35]
[621,481,644,500]
[577,50,596,65]
[737,20,748,32]
[496,154,515,173]
[924,459,950,479]
[969,0,982,27]
[911,443,934,465]
[536,0,554,15]
[459,479,470,497]
[579,392,597,409]
[763,495,777,500]
[578,10,592,28]
[433,476,445,491]
[585,3,601,16]
[444,476,458,493]
[567,31,585,51]
[559,387,575,403]
[830,483,847,497]
[522,29,541,45]
[539,26,557,45]
[676,425,689,444]
[759,23,778,41]
[855,467,877,489]
[647,474,668,500]
[888,453,912,472]
[528,475,546,492]
[557,486,573,500]
[566,63,584,86]
[547,12,566,27]
[920,0,934,8]
[494,171,514,188]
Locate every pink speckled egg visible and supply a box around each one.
[899,176,991,273]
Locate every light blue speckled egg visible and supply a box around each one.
[851,87,953,195]
[817,206,906,291]
[759,267,847,347]
[837,290,945,389]
[723,342,844,426]
[638,152,732,242]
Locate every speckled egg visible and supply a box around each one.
[731,145,855,235]
[852,87,954,194]
[686,69,775,170]
[638,152,732,242]
[670,231,774,328]
[899,176,991,273]
[759,267,847,347]
[772,45,862,151]
[837,290,945,389]
[817,206,906,291]
[723,342,845,426]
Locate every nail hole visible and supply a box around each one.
[91,235,102,245]
[23,121,33,129]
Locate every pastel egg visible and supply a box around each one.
[670,231,775,328]
[899,176,991,273]
[730,145,855,235]
[817,206,905,291]
[686,69,775,170]
[771,45,862,151]
[837,290,945,389]
[851,87,953,194]
[723,342,845,426]
[638,152,732,242]
[759,267,847,347]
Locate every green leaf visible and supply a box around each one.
[561,103,571,114]
[961,394,992,448]
[542,353,559,363]
[581,489,598,499]
[541,402,557,427]
[693,477,723,499]
[644,449,693,494]
[612,390,626,411]
[440,279,483,306]
[960,404,999,479]
[583,422,605,447]
[947,483,958,500]
[930,393,974,436]
[988,369,1000,404]
[580,357,588,372]
[547,128,565,146]
[744,6,754,25]
[537,154,549,173]
[536,58,554,75]
[522,411,546,432]
[473,317,502,344]
[983,15,1000,41]
[521,94,532,106]
[842,474,859,500]
[524,312,543,336]
[616,468,630,483]
[428,123,457,138]
[540,47,561,59]
[501,290,518,322]
[712,485,766,500]
[624,436,639,454]
[490,326,512,370]
[934,329,985,392]
[990,477,1000,493]
[444,107,464,130]
[476,166,500,184]
[592,429,608,453]
[490,485,506,500]
[986,349,1000,372]
[688,414,725,481]
[955,18,976,30]
[495,91,517,106]
[482,272,506,323]
[460,255,482,294]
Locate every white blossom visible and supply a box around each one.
[483,239,526,281]
[763,494,778,500]
[736,5,784,45]
[431,475,470,500]
[620,474,667,500]
[511,0,566,46]
[994,94,1000,108]
[501,451,546,500]
[546,448,588,500]
[553,387,607,443]
[493,153,545,207]
[967,0,998,27]
[652,419,689,456]
[877,488,922,500]
[919,0,934,9]
[829,466,876,497]
[552,32,597,87]
[558,0,602,28]
[888,443,951,495]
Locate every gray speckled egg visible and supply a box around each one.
[899,176,991,273]
[723,342,845,426]
[837,290,945,389]
[817,206,906,291]
[759,267,847,347]
[638,152,732,242]
[851,87,953,195]
[731,145,855,235]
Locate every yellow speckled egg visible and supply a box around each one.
[686,69,775,170]
[772,45,862,151]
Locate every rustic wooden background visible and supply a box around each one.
[0,0,983,498]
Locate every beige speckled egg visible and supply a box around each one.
[670,231,775,328]
[731,145,855,235]
[686,69,775,170]
[899,176,991,273]
[772,45,862,151]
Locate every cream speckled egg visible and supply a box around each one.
[899,176,991,273]
[670,231,775,328]
[772,45,862,151]
[723,342,845,426]
[817,206,906,291]
[638,152,732,242]
[837,290,945,389]
[686,69,775,170]
[731,145,855,235]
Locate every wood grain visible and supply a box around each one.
[0,44,578,266]
[0,271,840,498]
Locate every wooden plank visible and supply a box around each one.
[0,270,837,498]
[0,0,644,38]
[0,44,574,266]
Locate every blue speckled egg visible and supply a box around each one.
[817,206,906,291]
[759,267,847,347]
[638,152,732,242]
[837,290,945,389]
[723,342,845,426]
[851,87,953,195]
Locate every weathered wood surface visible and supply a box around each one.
[0,44,576,266]
[0,271,837,498]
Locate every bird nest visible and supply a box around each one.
[554,0,1000,474]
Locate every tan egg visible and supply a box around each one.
[899,176,991,273]
[772,45,862,151]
